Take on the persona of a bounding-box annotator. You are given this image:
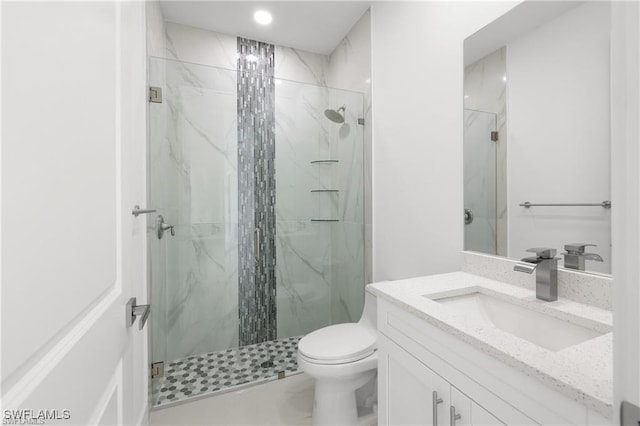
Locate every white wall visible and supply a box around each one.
[507,2,611,273]
[370,1,518,281]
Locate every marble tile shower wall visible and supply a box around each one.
[274,80,333,338]
[149,57,240,363]
[463,109,498,254]
[273,79,365,336]
[148,19,369,364]
[326,11,372,286]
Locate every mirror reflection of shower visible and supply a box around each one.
[324,105,346,123]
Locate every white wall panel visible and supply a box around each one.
[370,1,518,281]
[2,0,119,387]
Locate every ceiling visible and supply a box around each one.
[160,1,371,56]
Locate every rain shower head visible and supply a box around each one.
[324,105,346,124]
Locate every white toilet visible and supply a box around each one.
[297,291,378,426]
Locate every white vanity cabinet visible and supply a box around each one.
[381,334,520,426]
[377,298,610,425]
[384,335,451,425]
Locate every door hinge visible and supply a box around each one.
[491,131,499,142]
[621,401,640,426]
[149,86,163,103]
[151,361,165,379]
[357,118,365,125]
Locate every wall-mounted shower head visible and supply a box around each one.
[324,105,346,124]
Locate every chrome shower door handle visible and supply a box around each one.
[433,391,444,425]
[126,297,150,330]
[131,205,157,217]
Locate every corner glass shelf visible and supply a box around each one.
[310,160,339,164]
[311,189,339,193]
[310,219,340,222]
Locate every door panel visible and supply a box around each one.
[472,402,506,426]
[383,337,450,426]
[611,1,640,424]
[451,387,472,426]
[1,2,147,424]
[1,0,118,384]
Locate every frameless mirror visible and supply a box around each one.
[463,1,611,274]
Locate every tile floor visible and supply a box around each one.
[154,336,301,407]
[150,372,314,426]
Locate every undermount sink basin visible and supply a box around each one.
[429,291,607,351]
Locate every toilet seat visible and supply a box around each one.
[298,323,376,365]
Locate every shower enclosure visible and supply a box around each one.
[147,55,365,406]
[463,108,498,255]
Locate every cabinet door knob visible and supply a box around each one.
[450,406,462,426]
[433,391,444,425]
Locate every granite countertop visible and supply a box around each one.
[368,271,613,418]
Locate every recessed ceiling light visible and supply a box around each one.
[254,10,272,25]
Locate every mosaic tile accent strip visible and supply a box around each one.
[153,336,300,407]
[237,37,277,346]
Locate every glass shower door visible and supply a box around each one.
[147,55,365,407]
[274,79,365,340]
[464,109,498,254]
[148,57,242,394]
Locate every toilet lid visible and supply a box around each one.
[298,323,376,364]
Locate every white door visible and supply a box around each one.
[2,2,148,425]
[611,1,640,425]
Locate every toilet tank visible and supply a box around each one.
[357,289,377,332]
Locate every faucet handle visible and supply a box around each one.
[563,243,596,254]
[525,247,557,259]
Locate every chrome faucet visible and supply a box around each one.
[513,248,559,302]
[562,243,603,271]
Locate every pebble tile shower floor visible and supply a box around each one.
[153,336,301,407]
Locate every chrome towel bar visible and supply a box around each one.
[520,200,611,209]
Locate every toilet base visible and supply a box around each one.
[312,370,376,426]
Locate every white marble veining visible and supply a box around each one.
[327,10,371,96]
[461,250,612,310]
[463,109,498,254]
[164,22,236,70]
[149,57,240,362]
[330,222,365,323]
[326,10,372,284]
[275,46,328,86]
[368,271,613,418]
[275,76,366,336]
